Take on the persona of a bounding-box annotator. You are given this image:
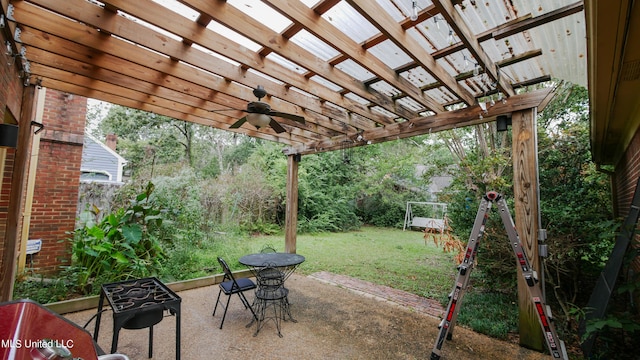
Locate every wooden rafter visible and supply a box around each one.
[432,0,514,97]
[5,0,584,155]
[346,0,476,107]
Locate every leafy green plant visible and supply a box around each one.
[572,245,640,359]
[581,312,640,359]
[12,274,75,304]
[584,314,640,339]
[70,182,167,294]
[241,220,281,235]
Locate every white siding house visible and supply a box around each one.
[80,134,127,184]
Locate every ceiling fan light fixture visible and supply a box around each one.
[246,112,271,129]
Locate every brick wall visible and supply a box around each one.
[615,125,640,217]
[614,125,640,298]
[0,27,26,288]
[0,33,25,121]
[28,89,86,274]
[0,149,15,272]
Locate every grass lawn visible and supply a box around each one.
[15,226,519,340]
[200,226,458,303]
[200,226,519,339]
[18,226,459,306]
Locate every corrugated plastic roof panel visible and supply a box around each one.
[505,0,586,87]
[19,0,589,152]
[270,0,585,106]
[368,40,413,69]
[322,1,380,43]
[290,29,340,61]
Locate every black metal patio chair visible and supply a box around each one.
[213,257,257,329]
[260,245,277,253]
[252,263,290,337]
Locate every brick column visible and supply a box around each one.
[27,89,86,274]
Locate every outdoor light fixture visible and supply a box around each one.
[496,115,512,132]
[341,140,353,164]
[246,112,272,129]
[0,123,18,148]
[410,0,418,21]
[473,63,480,76]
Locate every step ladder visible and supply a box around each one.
[430,192,567,360]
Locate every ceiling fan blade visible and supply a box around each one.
[270,111,305,123]
[269,118,287,133]
[229,116,248,129]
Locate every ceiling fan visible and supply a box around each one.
[211,85,305,133]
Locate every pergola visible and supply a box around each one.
[4,0,585,238]
[4,0,586,148]
[4,0,638,353]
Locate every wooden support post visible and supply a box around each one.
[511,108,544,351]
[0,86,35,302]
[17,87,45,274]
[284,154,300,254]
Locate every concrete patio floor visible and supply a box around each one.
[63,273,551,360]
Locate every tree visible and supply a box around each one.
[435,122,516,288]
[439,123,511,194]
[354,138,435,227]
[536,83,615,317]
[434,82,614,300]
[85,99,111,134]
[91,104,228,173]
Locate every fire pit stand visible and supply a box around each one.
[93,277,181,359]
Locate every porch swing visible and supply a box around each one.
[402,201,448,232]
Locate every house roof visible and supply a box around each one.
[81,133,127,182]
[84,133,127,165]
[3,0,590,156]
[585,1,640,165]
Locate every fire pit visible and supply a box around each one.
[93,277,181,359]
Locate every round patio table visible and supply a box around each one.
[240,252,305,331]
[239,252,305,280]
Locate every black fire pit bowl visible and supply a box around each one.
[122,308,164,330]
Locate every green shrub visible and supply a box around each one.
[13,275,74,304]
[151,168,204,227]
[69,182,167,294]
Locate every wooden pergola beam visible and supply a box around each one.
[285,88,553,155]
